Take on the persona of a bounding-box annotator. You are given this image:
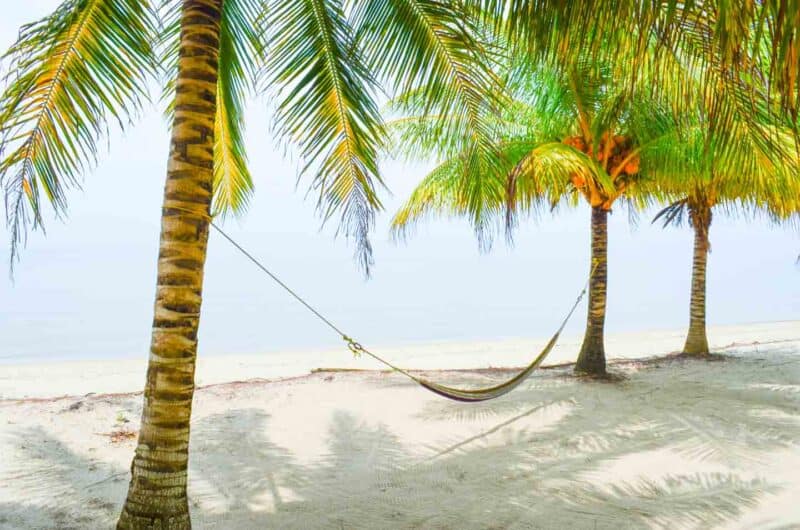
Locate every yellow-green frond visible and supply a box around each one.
[392,140,537,245]
[391,158,472,239]
[213,88,253,217]
[211,0,264,217]
[0,0,157,266]
[266,0,386,274]
[479,1,800,119]
[508,142,601,216]
[158,0,262,218]
[353,0,505,238]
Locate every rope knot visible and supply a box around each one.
[343,335,364,358]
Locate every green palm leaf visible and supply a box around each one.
[479,1,800,119]
[391,140,536,241]
[213,0,263,217]
[353,0,505,243]
[0,0,157,266]
[508,142,602,216]
[266,0,386,274]
[158,0,263,218]
[635,62,800,225]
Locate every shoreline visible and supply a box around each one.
[1,320,797,400]
[2,317,797,367]
[2,333,798,406]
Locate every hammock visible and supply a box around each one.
[340,289,583,402]
[207,217,590,403]
[416,332,562,402]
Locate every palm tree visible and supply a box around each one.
[0,0,499,526]
[652,116,800,356]
[638,12,800,357]
[506,64,674,376]
[391,60,680,376]
[392,3,800,373]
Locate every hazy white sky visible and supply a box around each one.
[1,2,798,363]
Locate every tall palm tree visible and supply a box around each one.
[652,117,800,356]
[115,1,225,526]
[506,64,675,376]
[640,11,800,356]
[0,0,499,526]
[391,60,678,376]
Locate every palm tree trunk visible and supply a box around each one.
[117,1,222,528]
[683,205,712,356]
[575,206,608,375]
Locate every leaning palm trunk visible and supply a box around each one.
[683,204,712,355]
[117,1,222,528]
[575,206,609,375]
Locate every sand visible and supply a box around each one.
[0,321,799,529]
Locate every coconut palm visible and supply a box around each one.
[0,0,500,526]
[507,64,677,377]
[651,114,800,356]
[391,59,681,376]
[637,12,800,356]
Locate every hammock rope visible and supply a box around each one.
[166,205,593,402]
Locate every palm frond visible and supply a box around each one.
[266,0,386,274]
[507,142,600,225]
[479,1,800,119]
[157,0,263,218]
[352,0,501,123]
[0,0,157,267]
[212,0,264,217]
[385,112,459,162]
[391,140,536,245]
[643,93,800,224]
[390,157,466,238]
[652,198,689,228]
[353,0,505,242]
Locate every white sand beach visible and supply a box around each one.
[1,320,797,400]
[1,321,799,529]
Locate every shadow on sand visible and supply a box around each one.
[1,347,798,529]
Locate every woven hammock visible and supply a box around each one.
[206,214,590,404]
[414,334,560,402]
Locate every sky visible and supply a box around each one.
[0,2,798,364]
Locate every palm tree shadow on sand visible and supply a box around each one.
[1,347,798,529]
[189,347,800,528]
[0,426,124,528]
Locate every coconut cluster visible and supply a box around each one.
[561,133,641,209]
[562,134,640,177]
